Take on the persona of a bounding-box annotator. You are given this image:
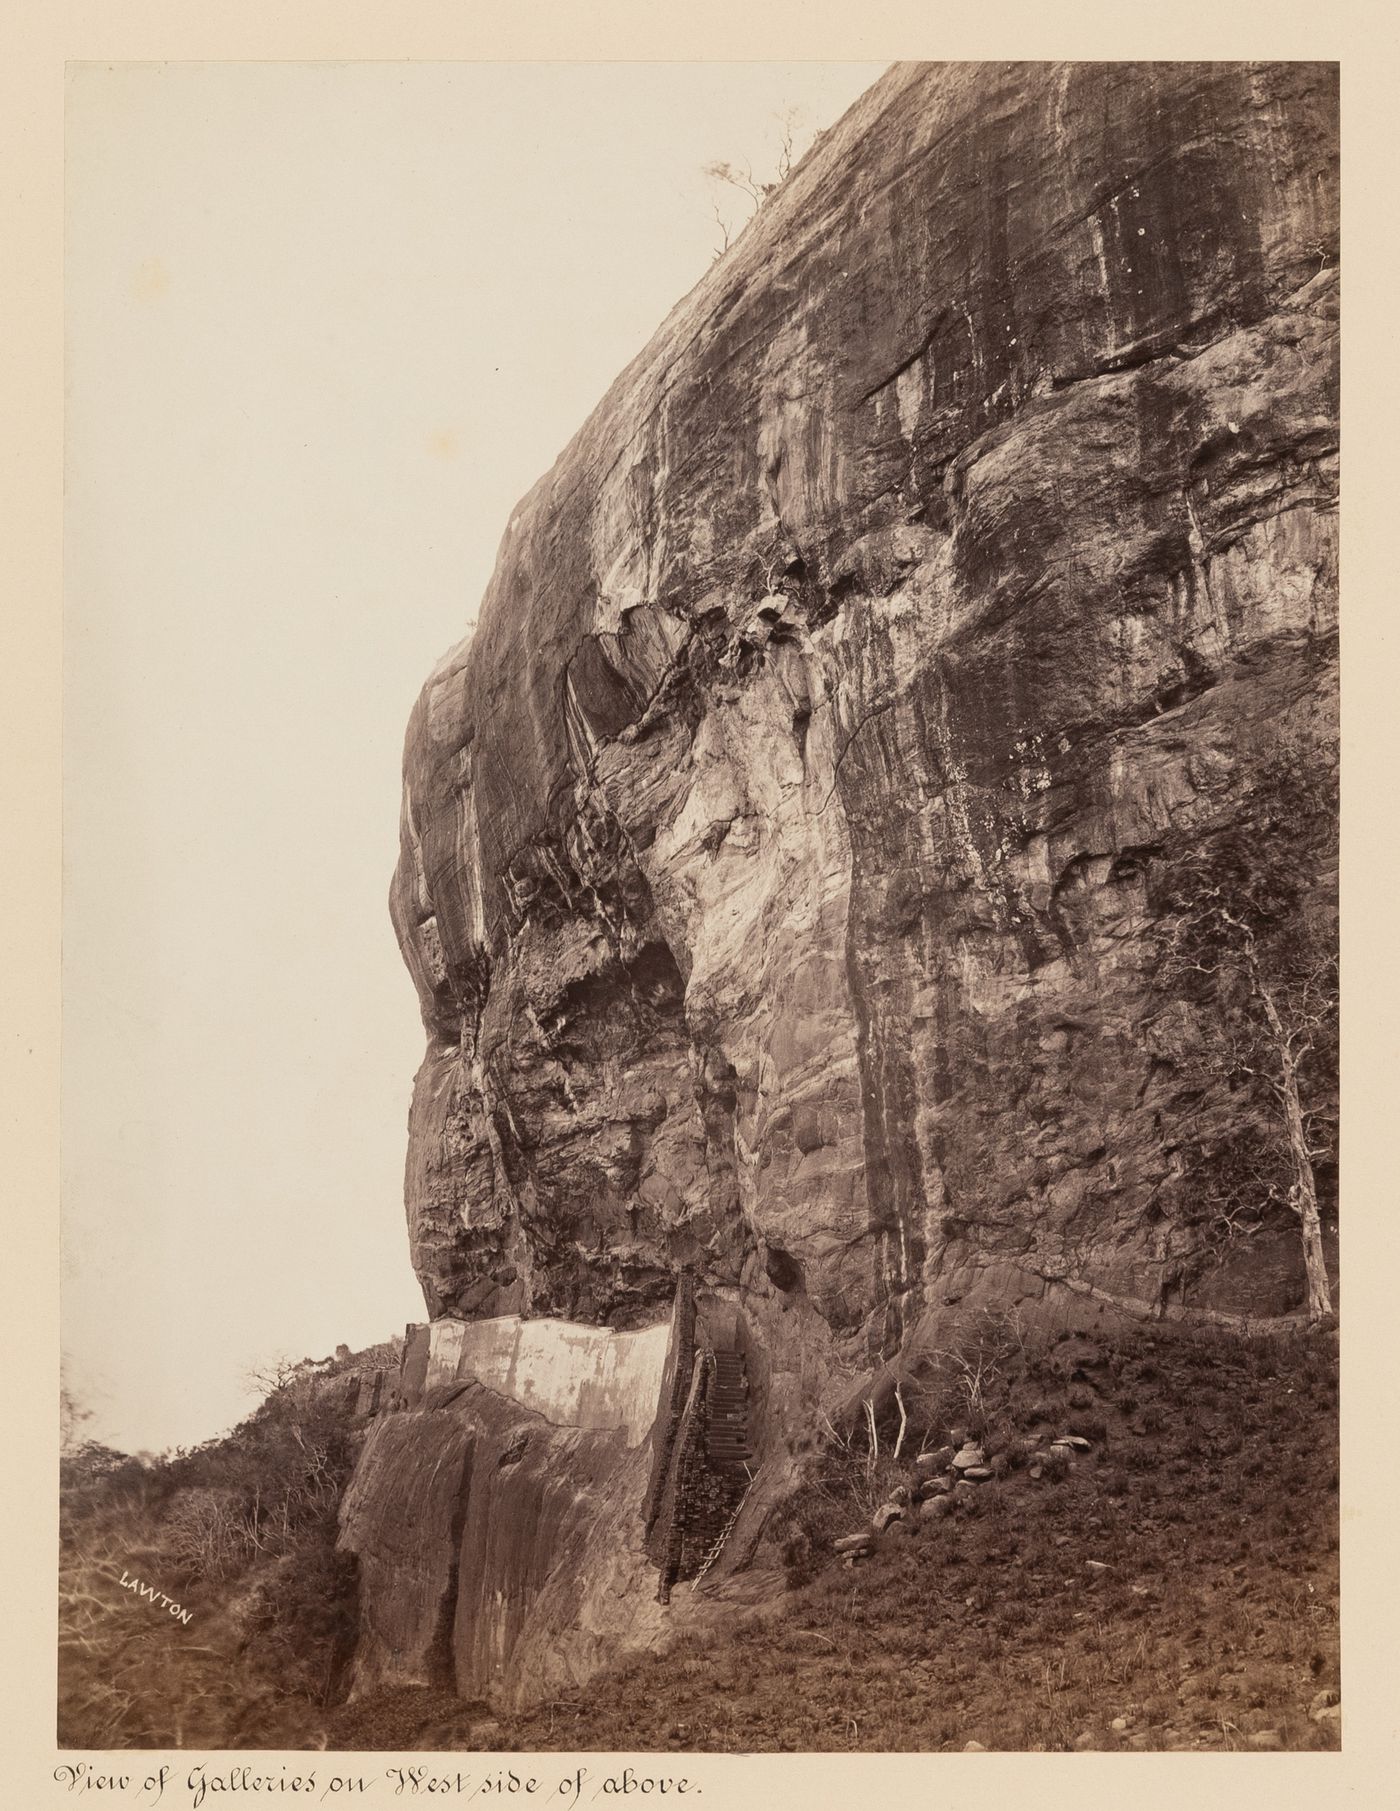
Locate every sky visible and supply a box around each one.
[62,59,888,1456]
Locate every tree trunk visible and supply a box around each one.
[1261,984,1334,1322]
[1287,1121,1334,1324]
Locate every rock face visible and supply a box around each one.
[340,1383,669,1706]
[357,62,1339,1706]
[339,1290,768,1700]
[391,60,1338,1355]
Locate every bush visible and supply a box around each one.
[61,1443,169,1527]
[244,1545,360,1704]
[164,1487,250,1582]
[159,1389,357,1581]
[59,1360,372,1749]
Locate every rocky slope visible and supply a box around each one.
[362,61,1339,1708]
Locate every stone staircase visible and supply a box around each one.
[644,1275,756,1601]
[705,1349,752,1466]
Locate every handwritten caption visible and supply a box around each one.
[53,1762,701,1810]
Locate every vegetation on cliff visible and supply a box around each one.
[1149,750,1339,1320]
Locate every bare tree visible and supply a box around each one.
[703,103,808,258]
[774,103,801,182]
[1153,750,1338,1321]
[702,157,770,210]
[244,1355,303,1400]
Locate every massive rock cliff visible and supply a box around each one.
[391,59,1337,1352]
[353,61,1339,1706]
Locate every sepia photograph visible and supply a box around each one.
[56,54,1342,1760]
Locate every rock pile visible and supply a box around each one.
[832,1427,1099,1561]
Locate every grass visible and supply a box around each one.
[58,1375,364,1748]
[60,1319,1340,1753]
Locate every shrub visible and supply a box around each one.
[59,1353,372,1748]
[243,1545,360,1705]
[164,1486,251,1582]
